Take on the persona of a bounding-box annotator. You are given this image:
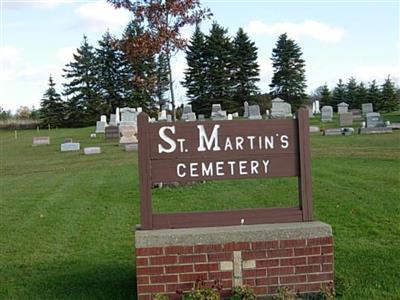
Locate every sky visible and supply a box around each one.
[0,0,399,112]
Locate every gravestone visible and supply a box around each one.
[33,136,50,146]
[324,128,342,136]
[366,112,385,128]
[211,104,227,120]
[243,101,249,118]
[90,133,96,139]
[232,112,239,118]
[63,138,73,143]
[308,108,313,118]
[198,114,205,121]
[119,126,138,145]
[309,126,320,133]
[337,102,349,114]
[109,114,117,126]
[270,98,292,118]
[342,127,354,136]
[158,110,167,121]
[125,143,138,151]
[84,147,101,155]
[105,125,119,140]
[314,100,320,114]
[120,107,137,131]
[339,112,353,126]
[100,115,107,123]
[116,107,121,124]
[181,104,193,121]
[360,127,392,134]
[186,112,197,122]
[248,105,262,120]
[137,107,142,113]
[321,106,333,122]
[166,115,172,122]
[95,121,106,133]
[61,142,80,152]
[227,114,233,120]
[362,103,373,116]
[349,109,362,120]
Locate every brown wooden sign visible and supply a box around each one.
[138,108,313,230]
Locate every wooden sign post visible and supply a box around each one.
[138,108,313,230]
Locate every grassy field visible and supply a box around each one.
[1,114,400,299]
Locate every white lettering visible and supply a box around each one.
[224,137,233,151]
[265,136,274,149]
[158,126,176,153]
[177,139,186,153]
[227,161,236,174]
[197,125,221,152]
[250,161,259,174]
[190,163,199,177]
[262,160,270,174]
[280,135,289,149]
[235,137,244,150]
[248,136,255,150]
[177,163,186,177]
[216,161,224,176]
[239,161,248,175]
[201,162,213,176]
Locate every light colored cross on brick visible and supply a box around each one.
[219,251,256,287]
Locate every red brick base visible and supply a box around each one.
[136,231,333,299]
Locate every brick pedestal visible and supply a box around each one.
[135,221,333,299]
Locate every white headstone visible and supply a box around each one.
[321,106,333,122]
[109,114,117,126]
[33,136,50,146]
[100,115,107,123]
[338,102,349,114]
[315,100,320,114]
[61,142,80,152]
[116,107,121,124]
[248,105,262,120]
[227,114,233,120]
[95,121,106,133]
[119,126,138,145]
[84,147,101,155]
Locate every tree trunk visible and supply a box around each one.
[166,51,176,121]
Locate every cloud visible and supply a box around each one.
[350,66,400,84]
[75,0,131,32]
[0,46,21,67]
[56,47,76,63]
[245,20,346,43]
[3,0,73,10]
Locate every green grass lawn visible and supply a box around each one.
[1,114,400,299]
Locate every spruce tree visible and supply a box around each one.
[355,82,368,109]
[231,28,260,111]
[40,75,65,127]
[204,22,234,115]
[320,84,332,107]
[345,77,358,108]
[381,75,398,112]
[119,21,158,113]
[63,36,102,127]
[182,25,208,114]
[269,33,307,109]
[366,80,381,111]
[95,30,128,114]
[155,53,170,108]
[331,79,346,108]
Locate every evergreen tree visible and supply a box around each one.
[269,33,307,109]
[331,79,346,107]
[40,75,65,127]
[182,25,209,115]
[381,75,398,112]
[63,36,102,127]
[204,22,234,115]
[366,80,381,111]
[320,84,332,107]
[95,30,129,114]
[119,21,158,113]
[155,53,170,108]
[345,77,357,108]
[231,28,260,111]
[355,82,368,109]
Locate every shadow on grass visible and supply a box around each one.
[27,262,136,299]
